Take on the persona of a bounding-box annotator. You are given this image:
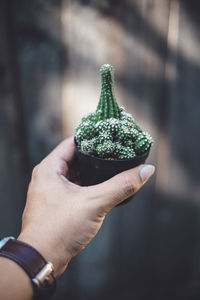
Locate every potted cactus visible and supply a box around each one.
[75,64,153,202]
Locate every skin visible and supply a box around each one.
[0,136,155,300]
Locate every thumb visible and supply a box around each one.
[90,164,155,211]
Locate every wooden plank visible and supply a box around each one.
[162,0,200,293]
[12,0,62,167]
[155,0,180,196]
[0,1,29,236]
[151,0,200,297]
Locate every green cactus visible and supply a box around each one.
[96,64,120,121]
[96,140,115,157]
[134,132,153,154]
[75,64,153,159]
[114,142,136,159]
[80,138,97,155]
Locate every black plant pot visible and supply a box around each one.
[74,138,150,206]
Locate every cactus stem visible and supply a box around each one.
[96,64,120,121]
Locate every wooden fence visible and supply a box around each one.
[0,0,200,299]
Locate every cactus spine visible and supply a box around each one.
[96,64,120,121]
[75,64,153,159]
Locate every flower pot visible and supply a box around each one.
[74,137,150,206]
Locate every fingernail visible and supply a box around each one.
[140,165,155,183]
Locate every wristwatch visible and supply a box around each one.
[0,236,56,299]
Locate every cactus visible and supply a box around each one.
[134,132,153,154]
[75,64,153,159]
[96,64,120,121]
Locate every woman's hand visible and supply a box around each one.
[18,137,155,277]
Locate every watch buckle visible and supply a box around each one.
[32,262,54,286]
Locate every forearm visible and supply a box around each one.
[0,256,33,300]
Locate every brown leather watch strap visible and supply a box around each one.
[0,237,56,299]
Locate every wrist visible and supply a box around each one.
[18,231,70,277]
[0,236,56,299]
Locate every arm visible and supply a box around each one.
[0,137,155,299]
[0,257,33,300]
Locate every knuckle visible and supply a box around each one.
[31,164,42,180]
[32,159,49,180]
[122,174,139,198]
[32,165,39,177]
[82,187,107,216]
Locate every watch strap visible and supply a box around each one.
[0,237,56,299]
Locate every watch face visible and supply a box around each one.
[0,236,15,249]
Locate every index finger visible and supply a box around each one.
[47,136,75,163]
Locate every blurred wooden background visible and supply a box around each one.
[0,0,200,299]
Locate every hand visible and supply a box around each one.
[18,137,155,277]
